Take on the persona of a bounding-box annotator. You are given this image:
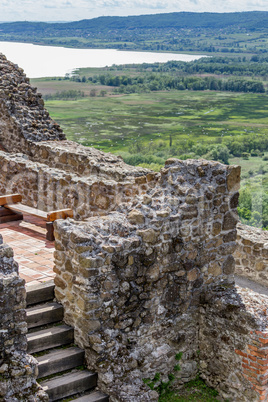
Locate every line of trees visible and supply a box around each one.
[135,56,268,77]
[87,73,265,94]
[122,133,267,168]
[223,134,268,157]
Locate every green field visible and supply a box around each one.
[36,90,267,153]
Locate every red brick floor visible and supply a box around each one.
[0,214,55,285]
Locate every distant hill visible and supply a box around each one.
[1,12,268,56]
[0,11,268,35]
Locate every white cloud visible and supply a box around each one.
[0,0,267,22]
[80,0,268,12]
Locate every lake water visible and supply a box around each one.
[0,41,205,78]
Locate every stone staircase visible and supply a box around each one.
[26,281,109,402]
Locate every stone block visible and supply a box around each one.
[223,211,238,231]
[227,165,241,192]
[128,209,145,224]
[208,262,222,276]
[222,255,235,275]
[137,228,159,243]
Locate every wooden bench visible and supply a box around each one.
[0,194,73,241]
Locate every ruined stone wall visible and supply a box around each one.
[0,52,150,183]
[0,234,48,401]
[53,159,241,402]
[235,223,268,287]
[25,141,149,181]
[0,53,156,218]
[1,52,267,402]
[199,286,268,402]
[0,151,157,219]
[0,53,65,154]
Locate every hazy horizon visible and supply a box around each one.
[1,10,268,24]
[0,1,267,23]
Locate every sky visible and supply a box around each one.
[0,0,268,22]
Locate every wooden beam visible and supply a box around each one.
[3,203,73,222]
[0,194,22,206]
[4,203,47,220]
[47,209,73,222]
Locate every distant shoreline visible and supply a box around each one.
[0,41,205,78]
[0,38,210,56]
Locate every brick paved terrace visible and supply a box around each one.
[0,214,55,285]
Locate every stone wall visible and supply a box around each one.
[0,52,150,184]
[0,234,48,401]
[0,53,65,154]
[53,159,242,401]
[1,52,267,402]
[199,286,268,402]
[0,53,156,219]
[235,223,268,287]
[25,140,149,181]
[0,151,157,219]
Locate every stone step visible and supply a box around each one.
[25,283,109,401]
[37,347,85,379]
[26,302,64,329]
[26,280,55,306]
[27,324,74,354]
[73,391,109,401]
[40,370,97,402]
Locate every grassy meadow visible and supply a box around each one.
[31,85,267,154]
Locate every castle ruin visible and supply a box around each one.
[0,53,267,401]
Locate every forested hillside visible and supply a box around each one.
[1,11,268,33]
[1,12,268,55]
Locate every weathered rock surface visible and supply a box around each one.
[0,234,48,401]
[0,52,267,402]
[200,285,268,402]
[53,159,258,401]
[235,223,268,287]
[0,53,65,154]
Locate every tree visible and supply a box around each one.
[208,145,230,164]
[90,89,97,97]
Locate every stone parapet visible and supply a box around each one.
[26,140,150,181]
[235,223,268,287]
[0,150,158,219]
